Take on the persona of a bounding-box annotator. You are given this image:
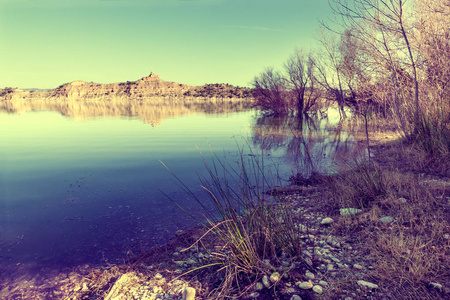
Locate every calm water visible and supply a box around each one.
[0,106,360,272]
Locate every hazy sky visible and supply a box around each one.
[0,0,333,89]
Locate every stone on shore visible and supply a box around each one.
[262,275,270,288]
[379,216,393,223]
[340,208,362,216]
[182,286,196,300]
[357,280,379,289]
[313,285,323,294]
[270,272,281,283]
[297,281,313,289]
[321,217,334,225]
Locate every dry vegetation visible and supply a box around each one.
[1,1,449,299]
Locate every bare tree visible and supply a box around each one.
[315,30,348,119]
[253,50,322,116]
[252,68,288,115]
[416,0,450,121]
[284,50,322,115]
[329,0,420,127]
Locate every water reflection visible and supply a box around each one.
[252,108,363,178]
[0,97,251,127]
[0,103,364,279]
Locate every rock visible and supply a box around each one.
[321,217,334,225]
[313,285,323,294]
[297,281,313,289]
[285,287,296,293]
[82,282,89,292]
[357,280,379,289]
[270,272,281,283]
[104,273,138,300]
[172,280,185,286]
[290,295,302,300]
[340,208,362,216]
[318,280,328,286]
[182,287,196,300]
[305,271,315,279]
[304,257,313,267]
[353,264,364,270]
[262,275,270,288]
[379,216,393,224]
[397,197,407,203]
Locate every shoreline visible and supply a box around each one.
[1,129,449,299]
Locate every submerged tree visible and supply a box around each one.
[284,49,322,116]
[252,49,321,116]
[252,67,288,115]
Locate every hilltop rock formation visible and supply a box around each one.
[50,73,192,99]
[1,73,252,100]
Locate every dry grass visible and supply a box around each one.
[324,135,450,299]
[160,146,309,299]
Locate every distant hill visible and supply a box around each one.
[0,73,253,100]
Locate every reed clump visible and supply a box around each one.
[162,146,306,299]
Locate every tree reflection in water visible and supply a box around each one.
[252,108,364,178]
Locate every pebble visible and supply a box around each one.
[270,272,281,283]
[285,287,296,293]
[297,281,313,289]
[82,283,89,292]
[319,280,328,286]
[397,197,407,203]
[379,216,393,223]
[340,208,362,216]
[290,295,302,300]
[321,217,334,225]
[262,275,270,288]
[249,292,260,298]
[357,280,379,289]
[353,264,364,270]
[305,271,315,279]
[312,285,323,294]
[172,280,184,286]
[255,282,263,290]
[182,287,196,300]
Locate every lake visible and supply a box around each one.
[0,101,360,274]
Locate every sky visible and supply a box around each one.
[0,0,333,89]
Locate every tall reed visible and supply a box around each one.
[161,144,305,298]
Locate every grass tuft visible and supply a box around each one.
[326,158,387,210]
[161,144,305,299]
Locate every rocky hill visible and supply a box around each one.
[0,73,252,100]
